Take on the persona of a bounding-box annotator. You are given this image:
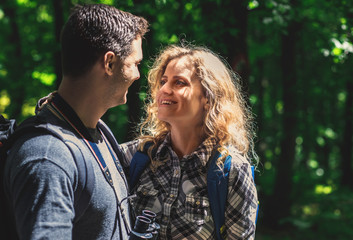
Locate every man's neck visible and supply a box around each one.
[58,77,107,129]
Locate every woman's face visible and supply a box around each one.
[156,56,207,127]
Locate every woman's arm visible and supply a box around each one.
[225,153,258,240]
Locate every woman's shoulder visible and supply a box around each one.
[226,145,249,166]
[120,139,142,163]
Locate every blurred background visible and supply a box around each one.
[1,0,352,239]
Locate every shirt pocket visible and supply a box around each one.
[184,195,211,225]
[133,185,161,216]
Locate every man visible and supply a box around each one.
[4,4,148,239]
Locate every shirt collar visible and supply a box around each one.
[49,93,94,142]
[156,133,218,167]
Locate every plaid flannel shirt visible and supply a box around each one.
[121,134,257,240]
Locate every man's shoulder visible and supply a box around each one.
[8,132,73,165]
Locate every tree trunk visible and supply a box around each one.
[226,0,250,96]
[3,1,25,120]
[265,20,301,227]
[341,80,353,188]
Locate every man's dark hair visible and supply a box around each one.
[61,4,149,78]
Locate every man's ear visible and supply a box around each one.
[104,51,117,76]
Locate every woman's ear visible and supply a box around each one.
[203,97,210,111]
[104,51,116,76]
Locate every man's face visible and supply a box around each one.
[111,37,143,106]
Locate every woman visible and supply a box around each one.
[121,45,258,240]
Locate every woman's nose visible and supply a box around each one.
[160,82,172,94]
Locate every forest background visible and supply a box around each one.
[1,0,352,239]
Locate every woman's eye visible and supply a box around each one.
[176,80,186,86]
[160,80,166,86]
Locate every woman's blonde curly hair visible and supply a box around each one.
[139,44,257,164]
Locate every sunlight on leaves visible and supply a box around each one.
[340,18,347,30]
[275,101,283,114]
[32,71,56,86]
[0,69,7,77]
[0,9,4,20]
[324,128,336,139]
[185,3,192,11]
[248,0,259,10]
[0,90,11,113]
[168,34,178,44]
[275,146,281,155]
[331,38,353,63]
[302,204,319,217]
[332,47,342,56]
[308,159,318,169]
[37,5,53,23]
[334,209,341,217]
[316,136,325,146]
[99,0,114,5]
[21,99,36,117]
[17,0,29,5]
[265,149,273,159]
[316,168,324,177]
[264,161,272,170]
[315,184,332,195]
[296,136,303,145]
[127,0,134,7]
[155,0,167,6]
[337,92,346,102]
[16,0,36,7]
[139,92,147,101]
[249,94,258,105]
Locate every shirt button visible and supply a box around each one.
[170,194,174,198]
[174,170,179,175]
[163,216,168,222]
[196,200,200,205]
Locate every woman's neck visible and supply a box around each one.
[169,125,205,159]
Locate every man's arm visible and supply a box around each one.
[5,134,76,240]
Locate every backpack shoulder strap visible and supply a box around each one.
[97,119,129,190]
[129,141,153,190]
[8,116,94,222]
[207,150,231,240]
[97,119,126,164]
[207,150,258,240]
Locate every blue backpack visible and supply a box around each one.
[129,142,257,240]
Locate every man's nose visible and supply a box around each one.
[133,69,140,81]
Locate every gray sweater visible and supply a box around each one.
[4,100,129,239]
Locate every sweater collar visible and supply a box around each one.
[49,93,94,142]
